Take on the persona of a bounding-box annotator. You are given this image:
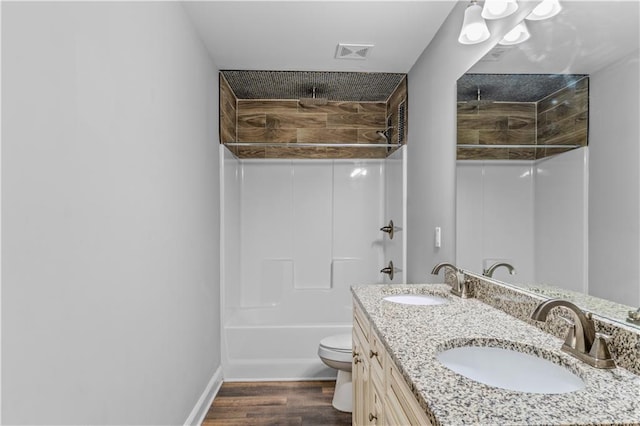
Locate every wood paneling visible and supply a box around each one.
[266,113,327,129]
[457,101,537,160]
[237,113,266,128]
[537,77,588,152]
[234,99,390,157]
[218,73,408,158]
[386,77,408,145]
[297,101,359,114]
[219,74,237,143]
[297,128,358,143]
[237,128,297,143]
[204,381,351,426]
[457,78,589,161]
[238,100,298,113]
[326,113,386,128]
[358,102,387,113]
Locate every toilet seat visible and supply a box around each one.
[319,333,352,352]
[318,333,352,364]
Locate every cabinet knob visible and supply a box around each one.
[369,413,378,422]
[352,351,359,358]
[369,349,378,358]
[354,358,361,364]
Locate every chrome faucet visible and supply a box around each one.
[483,262,516,278]
[531,298,615,369]
[431,262,469,298]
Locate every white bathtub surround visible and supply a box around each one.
[221,150,406,380]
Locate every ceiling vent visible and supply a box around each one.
[479,46,512,62]
[335,43,374,60]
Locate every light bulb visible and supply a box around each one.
[503,27,522,42]
[466,23,485,41]
[498,22,531,45]
[482,0,518,19]
[526,0,562,20]
[459,2,491,44]
[487,1,508,15]
[536,0,555,16]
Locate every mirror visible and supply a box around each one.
[455,0,640,328]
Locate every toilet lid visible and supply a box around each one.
[319,333,352,352]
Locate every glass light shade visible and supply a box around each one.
[482,0,519,20]
[526,0,562,20]
[458,3,491,45]
[498,22,531,45]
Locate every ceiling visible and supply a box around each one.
[182,1,457,73]
[183,1,639,102]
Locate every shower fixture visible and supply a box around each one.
[380,220,395,239]
[466,88,494,107]
[298,86,328,107]
[380,261,395,280]
[376,126,394,144]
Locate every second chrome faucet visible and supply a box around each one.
[531,298,615,369]
[432,262,470,298]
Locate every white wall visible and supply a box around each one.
[589,49,640,305]
[1,3,221,424]
[406,2,538,282]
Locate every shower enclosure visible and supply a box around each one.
[220,146,406,380]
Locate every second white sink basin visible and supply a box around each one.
[437,345,585,394]
[383,294,448,306]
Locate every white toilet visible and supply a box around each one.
[318,333,353,413]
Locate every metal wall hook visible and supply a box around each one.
[380,260,395,281]
[380,220,394,239]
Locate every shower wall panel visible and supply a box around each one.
[456,160,536,283]
[383,146,406,283]
[222,156,387,379]
[292,163,333,289]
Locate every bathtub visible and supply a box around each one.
[222,305,352,381]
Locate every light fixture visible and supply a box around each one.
[458,1,491,45]
[481,0,518,20]
[526,0,562,20]
[498,21,531,45]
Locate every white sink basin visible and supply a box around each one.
[437,346,585,394]
[383,294,448,306]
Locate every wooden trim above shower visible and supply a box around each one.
[218,73,408,159]
[457,77,588,161]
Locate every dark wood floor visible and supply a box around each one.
[203,380,352,426]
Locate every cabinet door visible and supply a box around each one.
[368,375,384,425]
[353,326,370,426]
[386,353,432,426]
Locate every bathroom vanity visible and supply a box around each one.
[351,283,640,425]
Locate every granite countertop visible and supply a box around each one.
[352,284,640,426]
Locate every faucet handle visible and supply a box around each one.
[589,333,616,368]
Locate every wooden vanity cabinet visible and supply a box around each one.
[352,302,432,426]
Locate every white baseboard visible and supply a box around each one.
[184,366,223,426]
